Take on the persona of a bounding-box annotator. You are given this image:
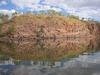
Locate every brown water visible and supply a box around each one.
[0,38,100,75]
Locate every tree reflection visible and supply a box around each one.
[0,38,99,61]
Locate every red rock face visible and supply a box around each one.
[0,14,99,41]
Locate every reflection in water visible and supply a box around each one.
[0,38,100,75]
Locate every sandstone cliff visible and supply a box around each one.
[0,14,99,41]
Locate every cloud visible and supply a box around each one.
[67,7,100,19]
[0,0,7,6]
[0,9,16,15]
[28,4,62,12]
[43,0,100,19]
[10,0,100,20]
[75,52,100,64]
[11,0,62,11]
[11,0,40,9]
[44,0,100,8]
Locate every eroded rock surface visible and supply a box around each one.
[0,14,99,41]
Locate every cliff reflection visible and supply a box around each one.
[0,38,100,61]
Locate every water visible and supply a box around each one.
[0,38,100,75]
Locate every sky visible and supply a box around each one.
[0,0,100,21]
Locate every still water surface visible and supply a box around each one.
[0,38,100,75]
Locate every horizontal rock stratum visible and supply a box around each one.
[0,14,100,41]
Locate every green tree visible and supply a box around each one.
[68,15,79,19]
[12,11,18,16]
[39,10,46,15]
[47,10,63,16]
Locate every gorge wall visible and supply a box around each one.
[0,14,100,41]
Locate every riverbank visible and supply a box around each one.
[0,14,100,41]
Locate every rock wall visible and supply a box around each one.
[0,14,99,41]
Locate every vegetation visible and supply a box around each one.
[8,25,16,33]
[67,15,79,20]
[0,10,100,62]
[36,26,45,38]
[0,13,9,32]
[0,10,99,40]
